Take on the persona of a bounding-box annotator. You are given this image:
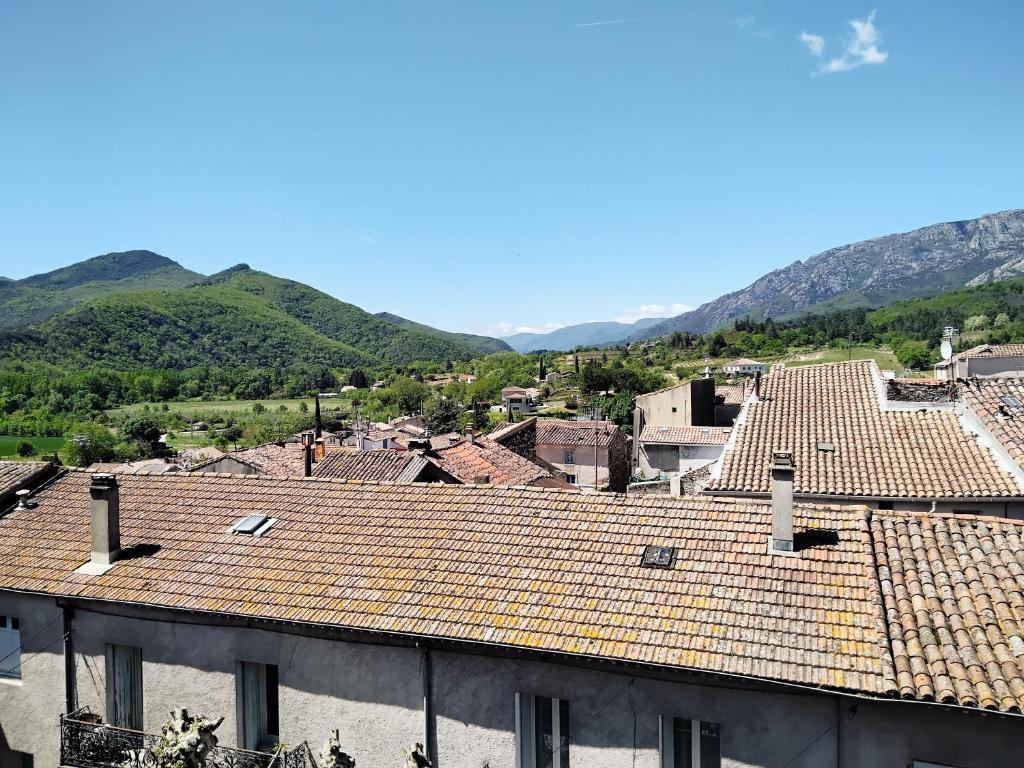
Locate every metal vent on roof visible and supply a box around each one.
[641,545,675,568]
[230,514,273,536]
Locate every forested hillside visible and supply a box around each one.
[0,253,509,367]
[0,250,202,329]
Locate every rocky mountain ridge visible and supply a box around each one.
[632,209,1024,339]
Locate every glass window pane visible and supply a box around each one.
[673,718,693,768]
[265,664,279,738]
[558,698,570,768]
[699,722,720,768]
[535,696,553,768]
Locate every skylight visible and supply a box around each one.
[231,514,273,536]
[1000,395,1022,410]
[641,545,675,568]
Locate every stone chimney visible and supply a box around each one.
[314,438,326,462]
[466,425,475,445]
[754,370,762,401]
[89,474,121,566]
[769,451,795,554]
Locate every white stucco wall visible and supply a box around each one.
[0,593,66,768]
[4,599,1024,768]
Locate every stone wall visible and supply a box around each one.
[886,378,951,403]
[606,431,630,493]
[490,418,536,461]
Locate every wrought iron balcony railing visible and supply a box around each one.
[58,709,314,768]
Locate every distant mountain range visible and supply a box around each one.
[630,209,1024,340]
[0,251,510,369]
[502,318,664,352]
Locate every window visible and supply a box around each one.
[671,407,677,413]
[564,450,575,465]
[564,474,576,485]
[237,662,279,750]
[516,693,569,768]
[0,615,20,680]
[18,752,33,768]
[106,644,143,729]
[660,716,720,768]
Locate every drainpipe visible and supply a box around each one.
[63,605,76,713]
[419,643,436,765]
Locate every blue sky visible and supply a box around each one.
[1,2,1022,337]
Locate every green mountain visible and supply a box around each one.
[1,286,377,370]
[0,252,510,369]
[202,266,508,362]
[0,250,202,330]
[376,311,512,355]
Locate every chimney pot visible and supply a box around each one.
[89,473,121,566]
[769,451,795,554]
[754,370,762,401]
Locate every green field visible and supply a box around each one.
[780,345,901,370]
[0,435,65,457]
[107,397,351,418]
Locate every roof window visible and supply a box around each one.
[230,514,275,537]
[641,545,676,569]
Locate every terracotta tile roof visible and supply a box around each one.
[960,378,1024,468]
[536,419,622,448]
[312,450,432,483]
[639,425,731,446]
[715,384,747,407]
[871,510,1024,713]
[429,435,572,488]
[955,344,1024,361]
[192,443,306,476]
[0,460,53,504]
[708,361,1022,499]
[0,471,886,696]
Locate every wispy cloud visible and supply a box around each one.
[799,31,825,57]
[804,10,889,75]
[572,17,643,28]
[615,303,692,324]
[735,16,755,30]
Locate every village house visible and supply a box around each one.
[535,419,629,492]
[934,343,1024,379]
[311,448,458,484]
[721,358,767,376]
[2,468,1023,768]
[423,427,572,489]
[500,387,535,414]
[706,360,1024,516]
[635,425,731,481]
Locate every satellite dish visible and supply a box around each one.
[940,339,953,361]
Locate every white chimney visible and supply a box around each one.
[466,425,475,445]
[769,451,795,554]
[89,474,121,566]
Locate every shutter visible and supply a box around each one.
[0,617,20,678]
[239,662,267,749]
[110,645,143,729]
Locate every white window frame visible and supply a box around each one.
[105,644,143,730]
[659,715,720,768]
[515,692,569,768]
[0,615,21,680]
